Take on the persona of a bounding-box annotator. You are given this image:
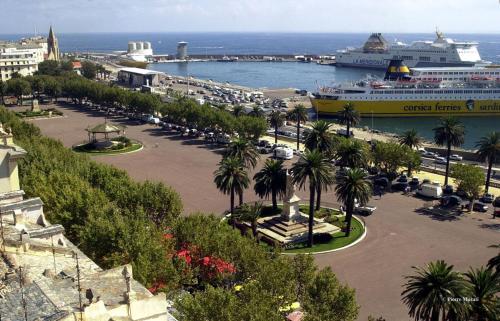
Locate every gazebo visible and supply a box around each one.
[86,121,126,144]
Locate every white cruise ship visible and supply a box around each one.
[336,31,490,69]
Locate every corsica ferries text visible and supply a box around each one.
[403,100,475,112]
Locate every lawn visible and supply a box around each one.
[73,142,143,155]
[285,217,365,254]
[15,108,63,118]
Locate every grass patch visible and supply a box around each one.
[73,142,142,155]
[285,217,364,254]
[15,108,63,118]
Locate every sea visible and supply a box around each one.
[2,32,500,148]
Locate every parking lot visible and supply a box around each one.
[27,102,500,321]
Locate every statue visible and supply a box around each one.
[282,170,301,221]
[284,170,297,201]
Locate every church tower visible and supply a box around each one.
[47,26,60,61]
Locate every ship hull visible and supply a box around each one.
[310,98,500,117]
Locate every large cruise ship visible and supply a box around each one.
[310,60,500,117]
[336,31,489,69]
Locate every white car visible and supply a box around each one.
[449,154,463,161]
[274,147,294,160]
[422,151,436,158]
[434,156,447,165]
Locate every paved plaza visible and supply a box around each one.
[24,103,500,321]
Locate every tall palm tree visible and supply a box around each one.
[249,105,264,118]
[268,110,285,144]
[213,156,250,225]
[433,117,465,186]
[402,260,469,321]
[464,267,500,321]
[399,129,423,150]
[337,102,360,138]
[287,104,308,151]
[253,159,287,211]
[234,201,263,239]
[335,168,371,237]
[475,132,500,194]
[291,149,334,247]
[232,105,245,117]
[225,137,260,169]
[335,138,368,169]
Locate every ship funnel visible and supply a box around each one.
[384,59,410,81]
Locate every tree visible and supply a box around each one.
[232,105,244,117]
[433,117,465,186]
[335,137,369,169]
[225,137,259,169]
[373,141,421,178]
[399,129,423,150]
[253,159,287,211]
[337,102,360,138]
[234,201,263,238]
[0,80,6,105]
[287,104,308,151]
[6,78,31,105]
[37,60,60,76]
[291,149,334,247]
[268,110,285,144]
[464,267,500,321]
[475,132,500,194]
[213,156,250,223]
[335,168,371,237]
[303,267,359,321]
[249,105,264,118]
[451,164,484,211]
[402,260,469,321]
[81,61,97,79]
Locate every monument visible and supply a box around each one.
[254,171,340,245]
[31,99,40,112]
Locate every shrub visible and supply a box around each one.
[313,233,333,244]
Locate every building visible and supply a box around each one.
[127,41,154,62]
[0,45,41,80]
[177,42,188,60]
[0,124,177,321]
[47,26,60,61]
[117,67,163,87]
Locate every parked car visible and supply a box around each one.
[494,208,500,217]
[355,205,377,216]
[480,193,495,203]
[449,154,463,161]
[493,196,500,207]
[434,156,447,165]
[397,175,408,183]
[443,185,454,195]
[463,201,489,212]
[416,182,443,199]
[441,195,463,208]
[409,177,420,186]
[274,146,294,160]
[422,151,437,158]
[374,177,390,188]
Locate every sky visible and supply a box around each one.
[1,0,500,34]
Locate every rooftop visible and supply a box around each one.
[119,67,163,76]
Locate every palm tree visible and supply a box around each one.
[233,105,245,117]
[335,138,368,169]
[335,168,371,237]
[253,159,287,211]
[225,137,260,169]
[249,105,264,118]
[464,267,500,321]
[399,129,423,150]
[291,149,334,247]
[213,156,250,225]
[287,104,308,151]
[304,120,335,210]
[268,110,285,144]
[337,102,360,138]
[234,201,263,239]
[433,117,465,186]
[402,260,469,321]
[475,132,500,194]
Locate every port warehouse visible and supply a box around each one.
[117,67,163,86]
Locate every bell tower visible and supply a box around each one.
[47,26,60,61]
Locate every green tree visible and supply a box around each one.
[249,105,264,118]
[399,129,423,150]
[36,60,60,76]
[291,149,334,247]
[402,260,469,321]
[287,104,308,151]
[451,164,484,211]
[81,61,97,79]
[0,80,6,105]
[433,117,465,186]
[253,159,287,211]
[337,102,360,138]
[268,110,285,144]
[234,201,263,238]
[214,156,250,221]
[373,141,421,178]
[6,78,32,105]
[303,267,359,321]
[475,132,500,194]
[464,267,500,321]
[232,105,244,117]
[335,168,371,237]
[225,137,259,169]
[335,137,369,169]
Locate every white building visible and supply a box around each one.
[0,45,43,80]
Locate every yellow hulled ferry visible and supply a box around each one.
[311,60,500,117]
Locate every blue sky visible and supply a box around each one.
[1,0,499,34]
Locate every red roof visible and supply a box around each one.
[72,61,82,69]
